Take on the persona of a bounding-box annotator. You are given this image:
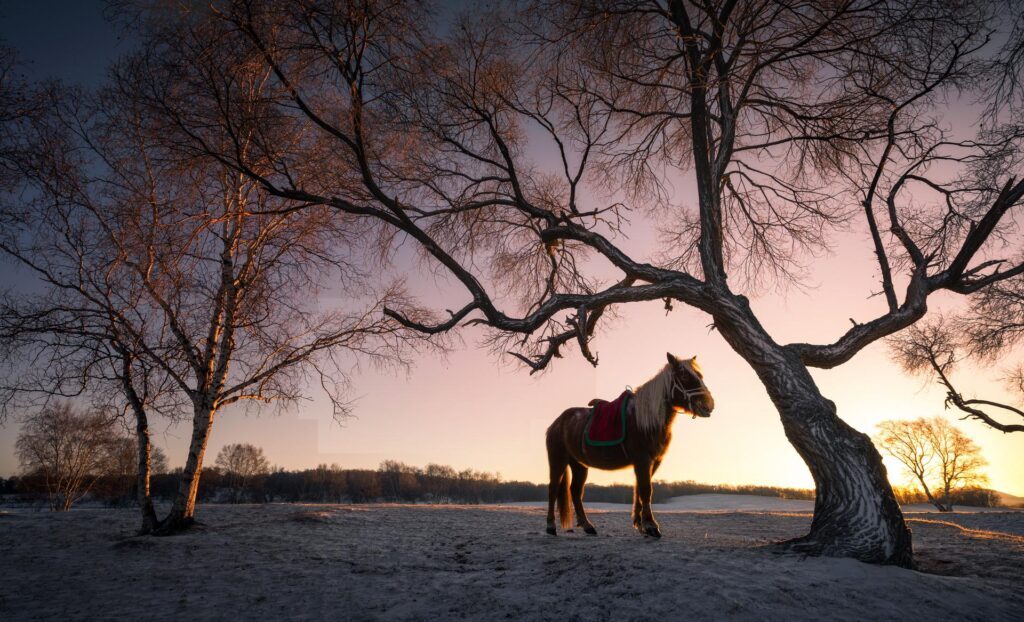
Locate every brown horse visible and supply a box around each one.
[545,353,715,538]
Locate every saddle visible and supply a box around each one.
[584,390,633,447]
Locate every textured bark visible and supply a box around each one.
[122,358,159,535]
[156,403,216,534]
[713,295,914,567]
[134,412,158,535]
[774,391,914,567]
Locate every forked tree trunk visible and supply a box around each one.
[939,487,953,513]
[915,475,949,512]
[156,402,216,534]
[714,298,914,568]
[134,410,158,535]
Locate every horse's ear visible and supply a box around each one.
[666,352,679,368]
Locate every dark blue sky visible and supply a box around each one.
[1,0,129,84]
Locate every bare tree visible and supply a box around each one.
[0,77,207,531]
[105,435,170,496]
[15,403,119,511]
[110,0,1024,566]
[889,318,1024,433]
[214,443,270,502]
[0,68,432,534]
[876,417,988,511]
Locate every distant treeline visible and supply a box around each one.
[891,486,1001,508]
[0,460,1003,508]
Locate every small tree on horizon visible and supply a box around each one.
[214,443,271,503]
[15,402,119,511]
[876,417,988,512]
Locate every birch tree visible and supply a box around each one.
[1,57,186,531]
[0,68,429,533]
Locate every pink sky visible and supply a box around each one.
[6,226,1018,496]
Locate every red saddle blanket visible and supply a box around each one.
[585,390,632,446]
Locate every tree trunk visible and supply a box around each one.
[156,402,216,534]
[134,410,158,535]
[940,486,953,513]
[772,383,914,567]
[713,297,914,567]
[915,476,947,512]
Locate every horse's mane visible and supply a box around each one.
[633,363,673,435]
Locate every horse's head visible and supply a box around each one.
[667,353,715,418]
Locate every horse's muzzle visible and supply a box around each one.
[692,403,713,418]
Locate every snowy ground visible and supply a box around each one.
[504,493,1016,513]
[2,500,1022,621]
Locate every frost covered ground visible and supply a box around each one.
[2,498,1022,621]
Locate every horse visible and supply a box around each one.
[545,353,715,538]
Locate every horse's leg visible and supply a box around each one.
[632,482,642,531]
[631,458,661,530]
[546,433,569,536]
[633,459,661,538]
[569,461,596,535]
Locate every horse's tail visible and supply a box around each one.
[557,467,571,530]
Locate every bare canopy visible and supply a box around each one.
[875,417,988,512]
[0,45,435,533]
[889,317,1024,434]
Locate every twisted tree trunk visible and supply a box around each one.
[714,296,914,567]
[770,376,913,567]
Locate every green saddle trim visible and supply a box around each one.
[584,392,631,447]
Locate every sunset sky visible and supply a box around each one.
[0,1,1021,497]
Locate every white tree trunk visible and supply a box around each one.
[158,401,216,533]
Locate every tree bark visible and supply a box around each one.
[156,402,216,534]
[122,360,160,534]
[914,474,949,512]
[134,410,159,534]
[713,295,914,567]
[772,384,914,567]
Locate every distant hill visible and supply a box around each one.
[997,491,1024,508]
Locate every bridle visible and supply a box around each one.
[670,369,709,417]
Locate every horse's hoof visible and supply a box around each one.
[644,525,662,539]
[546,526,557,536]
[584,525,598,535]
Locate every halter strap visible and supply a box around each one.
[679,385,707,398]
[671,373,707,410]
